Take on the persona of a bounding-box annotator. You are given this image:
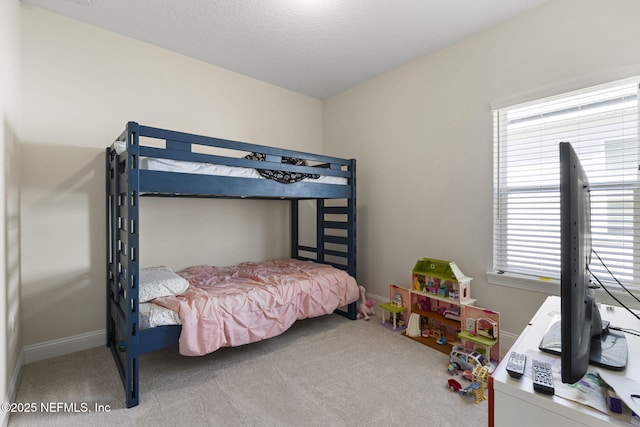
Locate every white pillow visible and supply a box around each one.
[112,140,127,154]
[139,266,189,302]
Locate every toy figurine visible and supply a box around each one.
[357,285,375,320]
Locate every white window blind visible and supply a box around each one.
[493,76,640,287]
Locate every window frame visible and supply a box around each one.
[487,74,640,303]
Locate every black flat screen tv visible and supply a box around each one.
[539,142,627,384]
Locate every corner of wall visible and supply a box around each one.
[2,0,23,420]
[1,350,24,427]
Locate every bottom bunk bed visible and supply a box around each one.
[109,258,359,407]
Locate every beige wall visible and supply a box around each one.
[324,0,640,342]
[20,6,323,346]
[1,0,23,422]
[19,0,640,355]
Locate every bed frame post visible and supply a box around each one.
[125,122,141,408]
[316,198,325,264]
[345,158,357,319]
[291,200,299,258]
[106,147,114,349]
[348,159,357,280]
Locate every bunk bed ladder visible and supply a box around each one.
[318,197,357,320]
[106,122,141,408]
[291,159,357,319]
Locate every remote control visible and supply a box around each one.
[532,359,555,395]
[506,352,526,379]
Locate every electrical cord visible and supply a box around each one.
[592,249,640,305]
[588,269,640,321]
[589,248,640,322]
[609,325,640,338]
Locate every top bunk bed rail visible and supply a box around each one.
[107,122,355,199]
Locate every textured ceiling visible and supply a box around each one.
[22,0,549,99]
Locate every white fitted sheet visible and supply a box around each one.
[139,302,181,330]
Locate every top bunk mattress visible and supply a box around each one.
[112,140,348,186]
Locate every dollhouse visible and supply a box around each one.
[403,258,476,354]
[390,258,501,362]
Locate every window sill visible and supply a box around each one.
[486,271,640,311]
[486,271,559,295]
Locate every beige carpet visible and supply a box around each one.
[10,314,488,426]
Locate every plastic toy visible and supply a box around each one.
[412,258,471,303]
[447,378,462,392]
[449,345,494,373]
[476,317,498,339]
[391,291,403,307]
[406,313,421,337]
[357,286,375,320]
[441,306,460,321]
[437,284,449,298]
[380,285,409,331]
[459,306,501,362]
[416,296,430,311]
[454,365,488,403]
[465,318,477,334]
[460,382,481,397]
[470,364,489,403]
[405,258,476,355]
[379,303,407,330]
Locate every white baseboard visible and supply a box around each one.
[1,330,104,426]
[24,330,106,365]
[498,330,519,359]
[2,349,24,427]
[367,292,386,305]
[8,350,24,401]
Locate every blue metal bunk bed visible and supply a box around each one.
[105,122,357,407]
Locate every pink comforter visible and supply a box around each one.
[153,258,360,356]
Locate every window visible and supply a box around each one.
[493,76,640,288]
